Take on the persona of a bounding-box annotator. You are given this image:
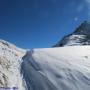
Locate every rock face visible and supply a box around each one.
[54,21,90,47]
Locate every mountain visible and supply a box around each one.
[1,21,90,90]
[54,21,90,47]
[1,39,90,90]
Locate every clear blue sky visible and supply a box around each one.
[0,0,89,49]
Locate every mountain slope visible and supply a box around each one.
[54,21,90,47]
[21,46,90,90]
[0,39,26,90]
[1,39,90,90]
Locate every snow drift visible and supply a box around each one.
[21,46,90,90]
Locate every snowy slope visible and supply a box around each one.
[22,46,90,90]
[0,39,26,90]
[54,35,87,47]
[1,39,90,90]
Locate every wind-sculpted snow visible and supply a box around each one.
[21,51,57,90]
[21,46,90,90]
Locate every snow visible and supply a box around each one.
[54,21,90,47]
[64,35,86,46]
[54,34,88,47]
[1,39,90,90]
[22,46,90,90]
[0,40,26,90]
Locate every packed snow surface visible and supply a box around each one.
[22,46,90,90]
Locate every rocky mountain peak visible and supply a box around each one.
[54,21,90,47]
[74,21,90,35]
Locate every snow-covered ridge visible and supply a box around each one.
[22,46,90,90]
[0,39,25,56]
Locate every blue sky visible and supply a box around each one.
[0,0,89,49]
